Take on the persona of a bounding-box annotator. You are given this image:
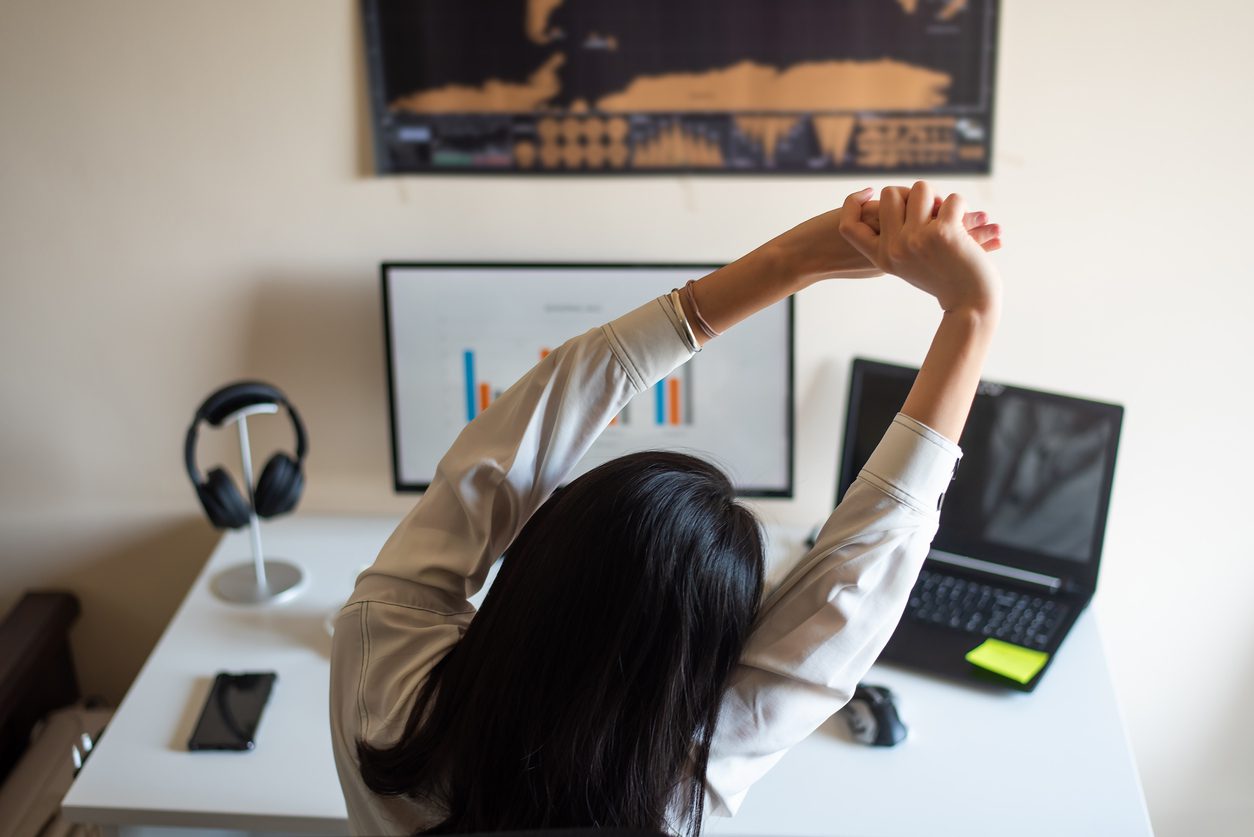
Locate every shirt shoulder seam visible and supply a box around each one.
[352,597,475,617]
[357,601,371,740]
[755,519,929,618]
[893,414,962,456]
[857,471,929,515]
[601,322,646,392]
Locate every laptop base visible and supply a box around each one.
[879,618,1064,693]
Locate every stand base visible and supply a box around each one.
[211,560,305,605]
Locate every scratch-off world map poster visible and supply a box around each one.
[363,0,998,174]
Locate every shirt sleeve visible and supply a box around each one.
[704,413,962,816]
[348,294,695,613]
[329,295,696,821]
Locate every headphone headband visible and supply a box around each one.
[197,381,285,425]
[184,381,308,484]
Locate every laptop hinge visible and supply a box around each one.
[928,549,1063,593]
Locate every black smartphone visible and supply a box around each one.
[187,672,277,751]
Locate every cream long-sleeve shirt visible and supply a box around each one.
[329,295,962,835]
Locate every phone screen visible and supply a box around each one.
[187,672,276,751]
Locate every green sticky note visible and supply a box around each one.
[965,639,1050,684]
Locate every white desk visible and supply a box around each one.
[63,515,1151,836]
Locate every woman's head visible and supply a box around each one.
[358,450,765,835]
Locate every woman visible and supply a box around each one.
[330,182,1003,835]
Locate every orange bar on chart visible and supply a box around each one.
[479,383,491,412]
[669,378,681,425]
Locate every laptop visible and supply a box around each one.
[836,359,1124,692]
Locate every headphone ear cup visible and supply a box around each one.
[254,453,303,519]
[201,467,251,529]
[195,481,228,529]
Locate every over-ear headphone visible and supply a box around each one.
[184,381,308,530]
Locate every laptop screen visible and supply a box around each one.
[838,359,1123,591]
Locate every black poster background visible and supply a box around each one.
[363,0,999,175]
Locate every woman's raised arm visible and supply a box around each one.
[838,180,1003,442]
[679,186,1001,346]
[704,182,1003,815]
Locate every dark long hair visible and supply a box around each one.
[357,451,765,835]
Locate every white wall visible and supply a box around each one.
[2,1,1251,833]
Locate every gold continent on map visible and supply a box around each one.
[391,53,565,113]
[514,140,538,168]
[527,0,565,44]
[595,59,950,112]
[561,116,583,144]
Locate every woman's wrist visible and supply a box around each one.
[686,239,810,338]
[944,297,1001,321]
[942,282,1003,322]
[755,238,819,293]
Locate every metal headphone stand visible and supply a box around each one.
[210,403,306,605]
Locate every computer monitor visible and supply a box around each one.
[837,359,1123,593]
[383,263,794,496]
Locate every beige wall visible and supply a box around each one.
[2,1,1251,833]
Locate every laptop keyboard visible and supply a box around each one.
[907,569,1070,651]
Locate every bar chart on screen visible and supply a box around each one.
[462,345,633,426]
[653,366,692,426]
[385,265,793,495]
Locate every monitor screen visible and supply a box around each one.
[838,359,1122,580]
[383,264,793,496]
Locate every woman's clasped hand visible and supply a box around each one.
[838,182,1003,315]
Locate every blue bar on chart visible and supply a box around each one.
[463,350,476,422]
[653,367,692,426]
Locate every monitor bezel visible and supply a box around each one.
[382,262,796,498]
[837,357,1123,594]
